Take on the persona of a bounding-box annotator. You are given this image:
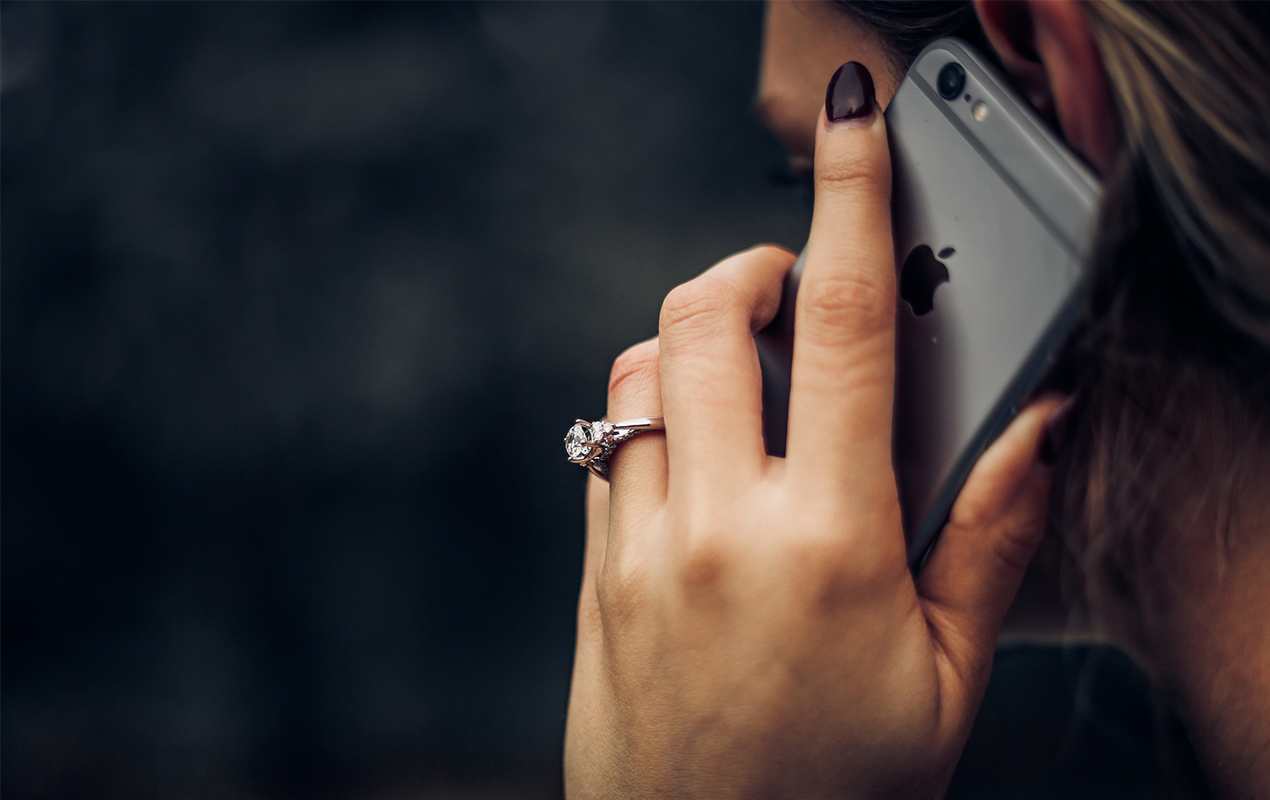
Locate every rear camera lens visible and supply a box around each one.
[937,62,965,100]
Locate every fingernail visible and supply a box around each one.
[825,61,876,123]
[1038,395,1078,466]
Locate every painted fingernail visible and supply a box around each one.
[825,61,876,123]
[1038,395,1078,466]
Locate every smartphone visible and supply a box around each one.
[757,38,1100,569]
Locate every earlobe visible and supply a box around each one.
[973,0,1115,173]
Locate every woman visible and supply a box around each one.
[565,1,1270,797]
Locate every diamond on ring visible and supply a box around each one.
[564,417,665,481]
[564,420,605,464]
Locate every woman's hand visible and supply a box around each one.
[564,63,1065,800]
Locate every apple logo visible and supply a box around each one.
[899,245,952,316]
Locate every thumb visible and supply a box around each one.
[916,394,1069,678]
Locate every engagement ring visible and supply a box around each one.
[564,417,665,480]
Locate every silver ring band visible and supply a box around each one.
[564,417,666,480]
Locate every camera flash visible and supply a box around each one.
[972,101,989,121]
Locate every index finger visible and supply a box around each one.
[786,62,898,502]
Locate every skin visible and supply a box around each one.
[564,1,1270,796]
[1147,466,1270,800]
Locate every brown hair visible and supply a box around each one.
[831,1,995,74]
[1064,1,1270,660]
[838,1,1270,661]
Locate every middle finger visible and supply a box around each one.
[658,245,795,493]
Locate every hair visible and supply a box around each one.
[1063,1,1270,662]
[829,1,995,75]
[838,1,1270,665]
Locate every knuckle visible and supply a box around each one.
[990,526,1042,576]
[745,243,797,265]
[792,537,863,604]
[948,493,991,532]
[797,269,892,342]
[815,146,890,198]
[658,278,736,346]
[776,503,894,613]
[678,528,733,598]
[986,512,1046,574]
[805,552,888,614]
[608,341,659,399]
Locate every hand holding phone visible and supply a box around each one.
[569,57,1072,797]
[759,38,1100,569]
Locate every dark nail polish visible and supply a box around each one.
[1038,395,1078,465]
[825,61,876,123]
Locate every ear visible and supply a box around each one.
[974,0,1115,174]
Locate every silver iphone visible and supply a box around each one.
[757,38,1100,569]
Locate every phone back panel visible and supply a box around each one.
[886,40,1099,564]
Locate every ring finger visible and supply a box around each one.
[605,337,667,521]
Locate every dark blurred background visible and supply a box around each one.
[2,3,805,797]
[0,3,1211,799]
